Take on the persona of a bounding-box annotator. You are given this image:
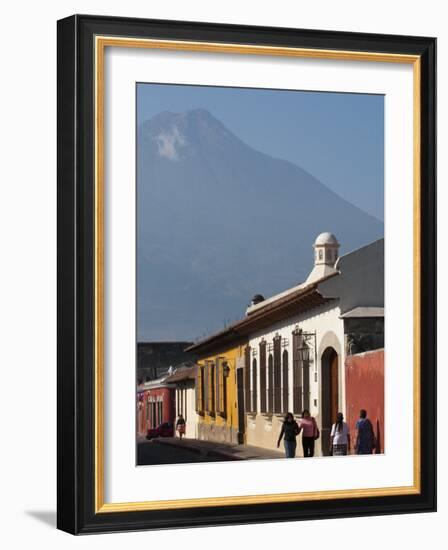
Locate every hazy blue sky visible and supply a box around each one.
[137,83,384,221]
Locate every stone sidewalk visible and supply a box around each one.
[149,436,285,461]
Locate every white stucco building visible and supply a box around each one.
[243,233,384,456]
[183,232,384,455]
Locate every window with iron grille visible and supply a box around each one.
[259,341,267,412]
[157,401,163,426]
[273,336,282,413]
[196,365,204,415]
[244,346,251,414]
[282,349,289,413]
[216,357,227,417]
[221,362,228,417]
[292,331,303,414]
[215,356,220,414]
[150,401,156,429]
[251,357,258,413]
[303,352,310,411]
[268,353,274,413]
[204,362,209,413]
[207,361,216,415]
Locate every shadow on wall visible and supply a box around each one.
[375,418,382,454]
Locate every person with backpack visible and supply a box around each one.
[354,409,376,454]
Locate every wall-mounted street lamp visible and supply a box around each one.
[294,328,317,369]
[297,345,311,363]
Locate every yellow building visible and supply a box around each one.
[186,337,248,445]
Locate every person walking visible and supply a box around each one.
[354,409,376,454]
[176,413,186,440]
[277,412,301,458]
[330,412,350,456]
[299,409,319,457]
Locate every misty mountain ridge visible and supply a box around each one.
[137,109,384,341]
[142,108,247,161]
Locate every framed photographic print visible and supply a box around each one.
[57,14,436,534]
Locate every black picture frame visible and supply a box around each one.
[57,14,436,535]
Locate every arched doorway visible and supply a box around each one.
[321,347,339,456]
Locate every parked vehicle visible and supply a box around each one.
[146,422,174,440]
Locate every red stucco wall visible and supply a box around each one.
[153,387,175,424]
[345,349,384,453]
[137,386,175,436]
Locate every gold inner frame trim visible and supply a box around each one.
[94,35,421,513]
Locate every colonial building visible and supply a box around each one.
[244,233,384,455]
[186,233,384,456]
[164,365,199,439]
[136,370,176,436]
[185,338,248,445]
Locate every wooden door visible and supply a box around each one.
[236,367,245,444]
[321,347,339,455]
[330,351,339,422]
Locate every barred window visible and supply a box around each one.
[204,363,209,413]
[282,349,289,413]
[251,358,258,413]
[215,356,220,414]
[268,353,274,413]
[196,365,205,415]
[146,398,150,427]
[244,346,251,414]
[292,331,303,414]
[216,357,227,416]
[303,347,310,411]
[207,361,216,415]
[259,341,267,413]
[273,336,282,413]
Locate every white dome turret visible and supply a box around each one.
[305,232,340,284]
[314,232,339,246]
[313,232,340,266]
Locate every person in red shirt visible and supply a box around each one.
[299,409,319,457]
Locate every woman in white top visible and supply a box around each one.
[330,412,350,456]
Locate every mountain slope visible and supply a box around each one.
[137,109,384,341]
